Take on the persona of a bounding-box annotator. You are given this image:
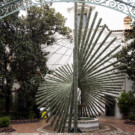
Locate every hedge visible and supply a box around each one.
[0,117,10,128]
[128,114,135,121]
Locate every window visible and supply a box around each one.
[77,14,87,27]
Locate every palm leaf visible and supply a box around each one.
[36,3,124,132]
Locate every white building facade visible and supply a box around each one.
[10,3,134,119]
[46,3,134,119]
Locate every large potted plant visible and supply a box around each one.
[0,117,11,132]
[118,91,135,119]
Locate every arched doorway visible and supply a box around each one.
[105,96,116,116]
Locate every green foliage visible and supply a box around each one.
[116,22,135,91]
[128,114,135,121]
[0,112,37,120]
[0,117,10,128]
[118,91,135,116]
[28,112,37,119]
[36,4,124,132]
[0,5,71,114]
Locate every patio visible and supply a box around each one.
[1,117,134,134]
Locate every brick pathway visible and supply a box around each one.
[10,119,47,133]
[7,117,135,133]
[98,117,135,133]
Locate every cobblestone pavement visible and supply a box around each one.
[0,131,135,135]
[0,117,134,134]
[10,119,47,133]
[98,117,135,133]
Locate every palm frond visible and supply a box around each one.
[36,3,124,132]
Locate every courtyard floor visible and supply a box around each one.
[3,116,135,134]
[98,116,135,133]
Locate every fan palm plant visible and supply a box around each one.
[36,3,124,133]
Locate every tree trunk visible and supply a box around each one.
[5,95,10,114]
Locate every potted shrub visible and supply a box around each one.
[0,117,11,132]
[118,91,135,119]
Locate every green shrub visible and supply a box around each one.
[28,112,36,119]
[0,117,10,128]
[128,114,135,121]
[118,91,135,116]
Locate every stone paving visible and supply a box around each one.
[98,117,135,133]
[10,119,46,133]
[0,117,135,134]
[0,132,135,135]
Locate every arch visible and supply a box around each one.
[0,0,135,19]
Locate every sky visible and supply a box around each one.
[52,3,127,30]
[20,3,127,30]
[19,2,128,70]
[44,3,127,69]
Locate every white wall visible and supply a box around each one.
[125,75,134,92]
[46,4,126,70]
[45,3,133,119]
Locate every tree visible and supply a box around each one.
[116,22,135,92]
[118,91,135,117]
[0,5,71,115]
[0,13,20,114]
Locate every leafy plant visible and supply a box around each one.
[28,112,37,119]
[118,91,135,116]
[0,117,10,128]
[0,5,71,114]
[115,22,135,92]
[36,3,124,132]
[128,114,135,121]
